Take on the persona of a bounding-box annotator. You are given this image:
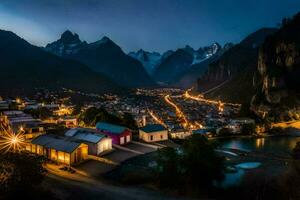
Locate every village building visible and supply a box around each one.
[58,116,78,128]
[65,128,112,156]
[226,118,256,134]
[29,134,88,165]
[139,124,168,142]
[170,128,191,139]
[96,122,131,145]
[2,111,45,140]
[192,128,214,137]
[0,100,9,111]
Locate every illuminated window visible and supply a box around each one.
[31,144,36,153]
[37,145,43,155]
[51,149,57,160]
[25,144,31,151]
[64,153,70,164]
[58,151,64,162]
[81,146,88,157]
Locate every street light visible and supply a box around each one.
[0,132,25,153]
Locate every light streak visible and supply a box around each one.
[183,88,241,111]
[164,95,191,128]
[0,132,25,153]
[148,110,167,128]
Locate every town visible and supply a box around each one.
[0,88,256,167]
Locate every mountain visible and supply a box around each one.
[0,30,120,96]
[128,50,162,75]
[175,43,233,89]
[45,31,155,88]
[251,13,300,120]
[197,28,278,104]
[44,30,87,57]
[153,43,221,85]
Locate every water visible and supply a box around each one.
[235,162,261,169]
[218,136,300,155]
[216,136,300,188]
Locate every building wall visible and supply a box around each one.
[97,138,112,155]
[28,143,88,165]
[139,130,168,142]
[101,130,131,145]
[170,131,191,139]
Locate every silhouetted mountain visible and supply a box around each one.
[0,30,120,95]
[46,31,155,88]
[153,43,221,85]
[197,28,277,104]
[175,43,233,89]
[251,13,300,120]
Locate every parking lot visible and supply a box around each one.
[75,141,158,177]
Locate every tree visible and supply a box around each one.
[79,107,138,129]
[182,134,225,190]
[24,107,52,120]
[155,135,225,194]
[0,152,47,199]
[72,104,83,116]
[156,147,183,188]
[292,141,300,160]
[241,123,256,134]
[122,112,138,131]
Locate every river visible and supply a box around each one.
[218,136,300,155]
[215,136,300,188]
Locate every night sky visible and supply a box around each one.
[0,0,299,53]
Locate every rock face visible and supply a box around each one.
[0,30,120,96]
[252,13,300,118]
[46,31,155,88]
[45,30,87,56]
[196,28,277,104]
[198,28,277,87]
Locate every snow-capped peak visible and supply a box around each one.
[129,49,162,75]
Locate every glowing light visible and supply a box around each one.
[164,95,190,128]
[148,110,167,128]
[0,132,25,153]
[183,88,241,109]
[16,98,22,104]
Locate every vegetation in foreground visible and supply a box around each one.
[0,151,55,200]
[105,135,225,197]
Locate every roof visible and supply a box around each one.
[31,134,82,153]
[65,128,106,143]
[192,129,212,134]
[140,124,167,133]
[96,122,128,135]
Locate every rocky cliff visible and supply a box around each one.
[251,13,300,120]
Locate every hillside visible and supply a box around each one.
[251,13,300,120]
[0,30,120,96]
[46,31,155,88]
[153,43,221,85]
[198,28,278,104]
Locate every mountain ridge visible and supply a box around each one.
[0,29,121,96]
[45,31,155,88]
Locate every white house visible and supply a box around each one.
[139,124,168,142]
[65,128,112,156]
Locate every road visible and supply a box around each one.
[44,164,190,200]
